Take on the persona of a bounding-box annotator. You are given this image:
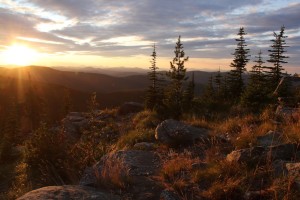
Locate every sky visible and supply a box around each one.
[0,0,299,72]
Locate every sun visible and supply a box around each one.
[3,44,38,66]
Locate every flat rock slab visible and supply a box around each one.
[155,119,209,146]
[80,150,161,186]
[257,130,282,147]
[17,185,120,200]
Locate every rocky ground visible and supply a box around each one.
[15,103,300,200]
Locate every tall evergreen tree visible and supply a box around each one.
[145,44,162,110]
[228,27,250,100]
[241,50,270,110]
[164,36,189,119]
[265,26,289,93]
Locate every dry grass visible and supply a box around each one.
[6,162,32,200]
[116,129,155,149]
[132,110,161,130]
[97,153,131,189]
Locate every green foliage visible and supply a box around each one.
[228,27,250,99]
[265,25,289,92]
[145,44,164,110]
[241,51,271,111]
[0,100,20,162]
[183,72,195,110]
[24,123,68,184]
[116,129,155,149]
[133,110,161,129]
[164,35,189,119]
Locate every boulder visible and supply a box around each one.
[61,112,88,139]
[80,150,161,186]
[160,189,180,200]
[257,131,282,147]
[118,102,144,115]
[226,146,266,165]
[267,143,300,161]
[17,185,120,200]
[155,119,209,146]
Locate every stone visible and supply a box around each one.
[134,142,155,150]
[272,160,288,177]
[160,189,180,200]
[117,102,144,115]
[17,185,120,200]
[257,131,282,147]
[267,143,299,161]
[80,150,161,186]
[155,119,209,146]
[227,143,300,165]
[226,146,266,165]
[61,112,88,139]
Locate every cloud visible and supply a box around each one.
[0,0,299,69]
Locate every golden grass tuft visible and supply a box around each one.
[97,154,131,189]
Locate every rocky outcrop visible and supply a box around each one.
[226,143,300,164]
[117,102,144,115]
[257,130,282,147]
[80,150,162,200]
[80,150,161,186]
[17,185,120,200]
[61,112,88,139]
[226,146,265,164]
[155,119,209,146]
[160,189,180,200]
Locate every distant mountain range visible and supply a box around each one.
[50,66,150,77]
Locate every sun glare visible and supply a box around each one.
[3,45,38,66]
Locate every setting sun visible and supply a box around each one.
[3,44,38,66]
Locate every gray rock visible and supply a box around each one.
[134,142,155,150]
[80,150,161,186]
[226,146,266,165]
[17,185,120,200]
[267,143,299,161]
[257,130,282,147]
[227,143,300,165]
[118,102,143,115]
[155,119,209,146]
[61,112,88,139]
[272,160,288,177]
[160,189,180,200]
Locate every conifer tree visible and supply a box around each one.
[241,50,270,110]
[228,27,250,99]
[265,26,289,93]
[183,72,195,110]
[214,68,222,99]
[165,35,189,119]
[145,44,162,110]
